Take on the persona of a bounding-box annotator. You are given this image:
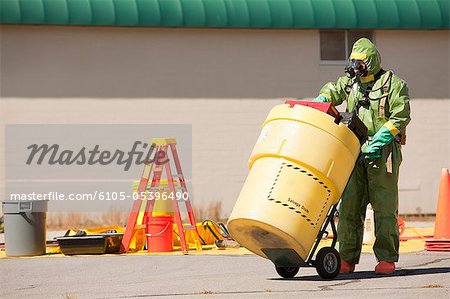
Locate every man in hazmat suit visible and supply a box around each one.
[313,38,411,274]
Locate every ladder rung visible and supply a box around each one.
[122,140,202,254]
[148,187,180,191]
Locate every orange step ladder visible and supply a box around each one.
[120,138,202,253]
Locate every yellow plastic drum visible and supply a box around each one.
[228,103,361,266]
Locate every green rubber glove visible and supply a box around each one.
[313,94,330,103]
[363,149,382,161]
[362,125,395,161]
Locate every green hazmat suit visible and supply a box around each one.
[317,38,411,263]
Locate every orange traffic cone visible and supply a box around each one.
[425,168,450,251]
[433,168,450,239]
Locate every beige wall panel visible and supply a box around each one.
[0,98,448,215]
[1,25,449,216]
[0,98,280,217]
[375,30,450,98]
[1,25,322,99]
[1,26,448,100]
[399,99,450,214]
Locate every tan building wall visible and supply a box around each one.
[1,25,449,216]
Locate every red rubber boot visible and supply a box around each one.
[375,261,395,274]
[340,260,356,274]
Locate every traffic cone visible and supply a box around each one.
[425,168,450,251]
[433,168,450,239]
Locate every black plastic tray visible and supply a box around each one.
[55,233,123,255]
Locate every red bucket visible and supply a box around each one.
[145,216,174,252]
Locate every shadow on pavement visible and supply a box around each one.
[269,267,450,281]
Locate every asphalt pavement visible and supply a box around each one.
[1,251,449,299]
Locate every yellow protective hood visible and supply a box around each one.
[349,38,382,82]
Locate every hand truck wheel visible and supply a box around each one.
[315,247,340,279]
[275,266,300,278]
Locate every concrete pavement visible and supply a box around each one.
[1,251,449,298]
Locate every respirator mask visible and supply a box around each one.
[345,59,368,79]
[345,59,371,110]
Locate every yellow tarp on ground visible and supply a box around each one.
[0,226,433,259]
[360,226,434,254]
